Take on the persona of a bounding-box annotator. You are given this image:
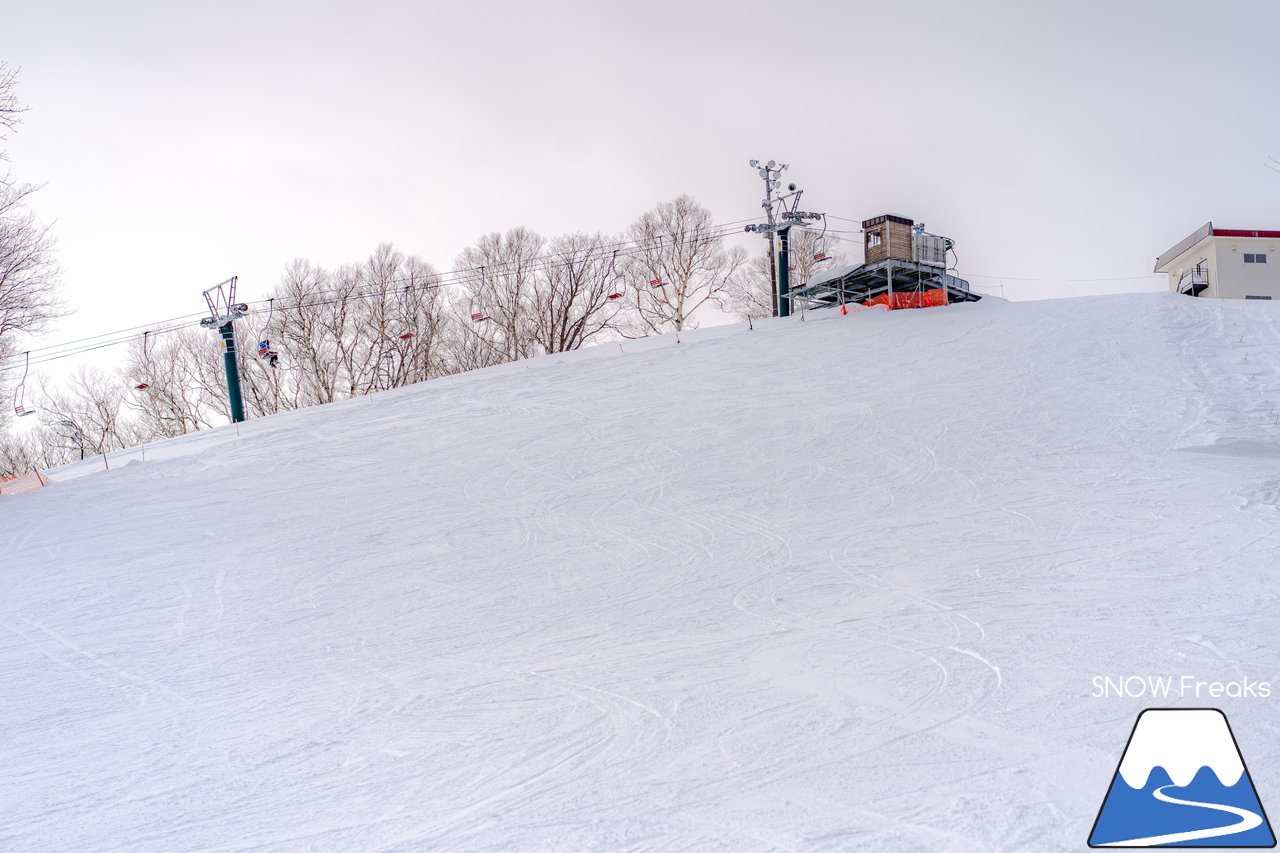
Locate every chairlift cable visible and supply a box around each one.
[13,351,35,417]
[813,215,831,262]
[134,331,153,390]
[255,298,280,367]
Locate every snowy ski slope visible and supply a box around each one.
[3,293,1279,851]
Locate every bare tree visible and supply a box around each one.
[531,232,625,354]
[722,251,776,322]
[456,228,544,362]
[272,258,341,406]
[254,245,449,408]
[126,329,223,439]
[0,62,27,173]
[0,426,43,476]
[623,195,747,335]
[38,367,128,462]
[348,244,447,394]
[441,295,506,374]
[0,63,64,419]
[384,267,449,387]
[0,182,63,344]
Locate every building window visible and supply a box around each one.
[1244,253,1268,263]
[1245,295,1272,300]
[867,230,883,249]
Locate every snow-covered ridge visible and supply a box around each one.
[1118,709,1245,789]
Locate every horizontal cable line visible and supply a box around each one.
[2,321,199,372]
[11,311,210,363]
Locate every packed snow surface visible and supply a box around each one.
[3,293,1279,851]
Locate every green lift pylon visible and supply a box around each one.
[200,276,248,424]
[777,225,792,318]
[219,322,245,423]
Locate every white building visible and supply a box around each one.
[1155,223,1280,300]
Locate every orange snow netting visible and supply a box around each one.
[864,290,949,310]
[0,471,47,495]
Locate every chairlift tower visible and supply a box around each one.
[199,276,248,423]
[744,160,822,317]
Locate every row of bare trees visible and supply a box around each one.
[4,194,836,475]
[0,63,62,358]
[0,62,65,468]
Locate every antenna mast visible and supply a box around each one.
[744,160,822,317]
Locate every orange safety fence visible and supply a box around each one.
[864,290,949,310]
[0,470,48,495]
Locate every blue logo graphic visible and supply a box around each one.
[1089,708,1275,847]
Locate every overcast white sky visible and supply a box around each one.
[5,0,1280,378]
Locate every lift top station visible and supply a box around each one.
[789,213,981,311]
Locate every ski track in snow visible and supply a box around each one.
[3,294,1280,851]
